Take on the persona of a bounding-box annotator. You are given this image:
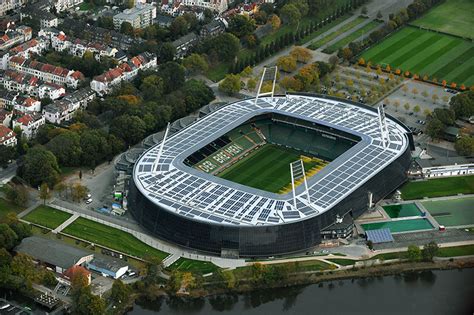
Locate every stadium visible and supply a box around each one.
[129,93,414,257]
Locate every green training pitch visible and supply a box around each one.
[411,0,474,39]
[23,206,72,229]
[218,144,320,193]
[361,219,434,233]
[361,26,474,86]
[63,217,168,261]
[422,197,474,227]
[383,203,421,218]
[400,175,474,200]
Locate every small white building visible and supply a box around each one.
[14,96,41,112]
[416,157,474,178]
[13,112,45,139]
[38,83,66,100]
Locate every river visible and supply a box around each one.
[128,268,474,315]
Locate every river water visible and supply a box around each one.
[128,268,474,315]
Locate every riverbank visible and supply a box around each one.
[143,256,474,301]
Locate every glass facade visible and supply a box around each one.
[128,147,412,258]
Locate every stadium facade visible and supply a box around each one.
[129,94,414,257]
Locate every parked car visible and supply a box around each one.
[85,198,93,204]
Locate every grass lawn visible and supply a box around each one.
[326,258,356,265]
[0,198,24,219]
[399,175,474,200]
[372,252,408,260]
[63,217,168,261]
[218,144,320,193]
[437,245,474,257]
[23,206,72,229]
[422,197,474,227]
[324,20,381,54]
[308,17,367,50]
[167,258,219,274]
[411,0,474,39]
[361,26,474,86]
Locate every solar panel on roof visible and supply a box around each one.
[366,228,394,244]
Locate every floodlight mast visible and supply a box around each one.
[255,66,278,106]
[377,104,390,148]
[152,122,170,177]
[290,159,311,209]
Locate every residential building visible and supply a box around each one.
[15,236,94,274]
[113,3,157,30]
[42,88,94,124]
[155,14,173,27]
[0,109,13,127]
[180,0,230,14]
[0,25,32,51]
[0,69,40,95]
[200,18,227,37]
[20,5,58,29]
[86,258,128,279]
[38,82,65,100]
[52,0,84,13]
[14,95,41,112]
[0,125,17,146]
[62,265,92,286]
[0,51,9,70]
[9,37,49,58]
[91,52,157,95]
[0,0,28,17]
[13,112,45,139]
[8,56,84,88]
[0,90,18,109]
[172,32,198,59]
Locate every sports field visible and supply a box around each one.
[218,144,322,193]
[63,217,168,260]
[383,203,421,218]
[411,0,474,39]
[23,206,72,229]
[422,197,474,227]
[400,175,474,200]
[361,26,474,86]
[361,218,434,233]
[168,258,219,274]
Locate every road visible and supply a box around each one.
[0,161,17,185]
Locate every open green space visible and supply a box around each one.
[0,198,24,219]
[167,258,219,274]
[308,17,367,50]
[383,203,421,218]
[437,244,474,257]
[361,219,433,233]
[218,144,321,193]
[411,0,474,39]
[422,197,474,227]
[361,26,474,86]
[399,175,474,200]
[326,258,356,265]
[63,217,168,261]
[324,20,381,54]
[23,206,72,229]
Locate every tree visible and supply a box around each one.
[158,42,176,63]
[247,78,257,91]
[393,100,400,112]
[111,279,131,306]
[71,272,106,315]
[421,90,428,98]
[39,183,51,205]
[170,16,189,37]
[280,4,301,26]
[422,241,439,262]
[0,145,15,168]
[110,115,146,145]
[290,46,312,63]
[120,22,134,36]
[228,15,256,38]
[0,224,18,251]
[46,131,82,166]
[71,183,88,202]
[183,53,208,74]
[219,74,241,95]
[404,102,410,112]
[402,85,408,95]
[270,14,281,31]
[413,105,421,116]
[425,118,445,139]
[341,47,353,60]
[140,75,164,100]
[277,55,297,72]
[454,136,474,156]
[281,76,303,91]
[424,108,432,118]
[449,91,474,119]
[4,185,28,207]
[407,245,421,262]
[201,33,240,62]
[411,88,418,98]
[432,94,439,103]
[19,146,60,187]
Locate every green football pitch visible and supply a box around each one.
[422,197,474,227]
[218,144,320,193]
[361,26,474,86]
[411,0,474,39]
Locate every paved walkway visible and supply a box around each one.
[17,201,40,218]
[52,213,80,234]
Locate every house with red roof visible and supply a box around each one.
[14,96,41,112]
[10,37,48,59]
[62,265,92,286]
[0,125,17,146]
[13,112,45,139]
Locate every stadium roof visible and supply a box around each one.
[133,95,410,226]
[366,228,394,244]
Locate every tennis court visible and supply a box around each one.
[421,197,474,227]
